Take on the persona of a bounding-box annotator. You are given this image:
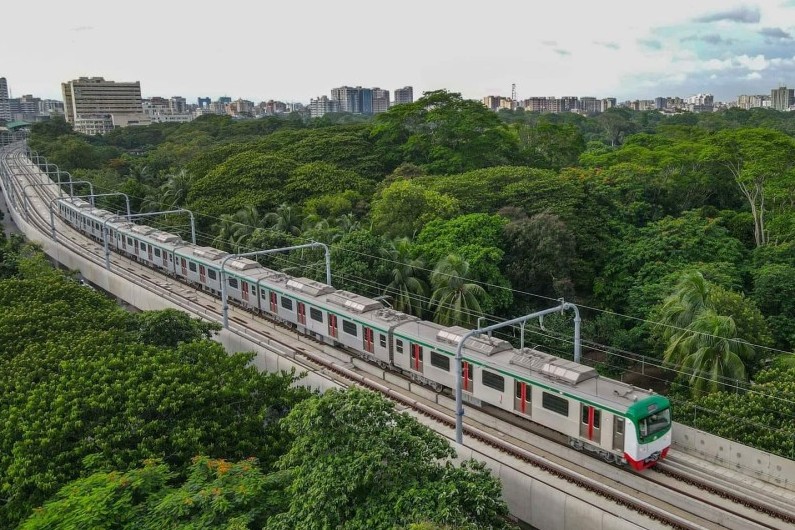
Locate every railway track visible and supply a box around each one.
[2,143,793,530]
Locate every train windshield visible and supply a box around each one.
[639,408,671,439]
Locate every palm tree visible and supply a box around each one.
[382,237,428,317]
[664,310,751,395]
[656,271,753,395]
[265,203,303,237]
[160,169,193,208]
[428,254,486,327]
[212,214,243,252]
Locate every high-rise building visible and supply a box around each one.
[394,86,413,105]
[61,77,148,134]
[0,77,10,121]
[771,86,794,110]
[197,97,211,108]
[372,88,390,113]
[309,95,340,118]
[331,86,358,113]
[170,96,187,113]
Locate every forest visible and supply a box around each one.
[25,92,795,458]
[0,234,511,529]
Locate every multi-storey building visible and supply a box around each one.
[0,77,10,121]
[197,97,211,108]
[309,95,340,118]
[771,86,794,110]
[482,95,514,110]
[61,77,149,134]
[170,97,187,113]
[737,94,770,109]
[394,86,414,105]
[230,98,255,116]
[372,88,390,113]
[577,97,599,114]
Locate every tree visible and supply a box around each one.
[371,90,519,174]
[0,258,310,527]
[429,254,487,327]
[133,308,221,348]
[415,213,512,313]
[329,230,393,297]
[370,180,460,239]
[20,457,290,530]
[284,161,372,205]
[702,129,795,247]
[268,388,513,530]
[264,203,303,237]
[382,237,429,317]
[502,210,576,300]
[655,272,756,395]
[752,263,795,350]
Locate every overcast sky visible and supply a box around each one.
[3,0,795,104]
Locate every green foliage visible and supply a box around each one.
[133,308,221,348]
[596,211,746,316]
[502,211,577,301]
[416,214,512,313]
[429,254,488,327]
[187,152,298,221]
[752,263,795,350]
[674,367,795,458]
[372,90,519,174]
[330,230,393,298]
[0,258,310,527]
[370,179,460,238]
[653,272,768,395]
[21,457,290,530]
[284,161,372,205]
[269,388,513,530]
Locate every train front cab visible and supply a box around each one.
[623,396,672,470]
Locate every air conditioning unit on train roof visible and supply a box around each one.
[286,277,334,297]
[436,326,513,356]
[194,247,227,260]
[327,290,383,313]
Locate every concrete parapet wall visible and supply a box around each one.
[672,422,794,491]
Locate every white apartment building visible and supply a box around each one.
[61,77,148,134]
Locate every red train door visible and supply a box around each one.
[363,327,374,353]
[148,246,153,261]
[580,405,602,442]
[328,314,338,338]
[269,292,277,313]
[297,302,306,324]
[462,361,473,392]
[514,381,530,415]
[199,265,206,284]
[180,257,187,276]
[242,282,249,302]
[411,344,423,372]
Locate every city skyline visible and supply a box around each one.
[3,0,795,103]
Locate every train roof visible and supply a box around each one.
[327,290,385,314]
[394,319,514,357]
[485,346,658,413]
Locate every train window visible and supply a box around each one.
[281,297,293,311]
[188,262,197,272]
[542,393,569,417]
[208,269,217,280]
[228,278,238,289]
[396,339,404,354]
[342,319,357,336]
[140,243,147,251]
[430,351,450,371]
[581,407,589,424]
[379,334,386,348]
[310,307,323,322]
[482,370,505,392]
[593,409,601,427]
[154,248,161,258]
[615,418,624,435]
[127,237,133,245]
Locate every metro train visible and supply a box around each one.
[57,196,672,470]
